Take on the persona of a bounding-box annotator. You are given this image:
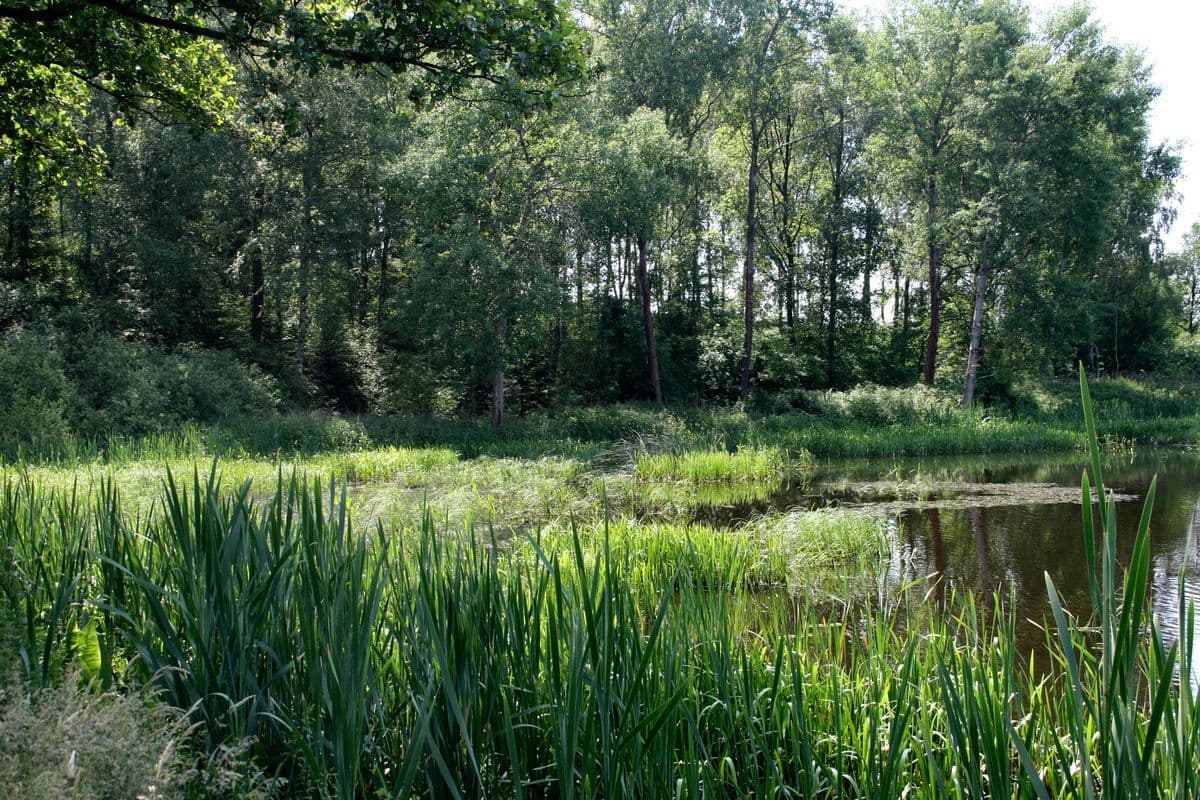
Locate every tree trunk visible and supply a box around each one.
[892,262,901,326]
[739,107,761,400]
[491,317,507,429]
[1189,271,1197,334]
[297,140,316,378]
[250,252,264,345]
[357,246,370,324]
[377,233,390,335]
[248,184,265,344]
[491,367,505,429]
[784,246,796,345]
[922,175,942,386]
[826,107,845,388]
[962,245,990,407]
[861,206,876,324]
[636,235,663,404]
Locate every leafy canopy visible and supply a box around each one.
[0,0,587,180]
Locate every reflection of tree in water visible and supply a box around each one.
[1151,495,1200,690]
[868,448,1200,660]
[930,506,946,606]
[970,505,991,592]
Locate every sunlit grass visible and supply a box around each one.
[634,446,793,483]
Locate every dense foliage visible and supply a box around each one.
[0,0,1190,439]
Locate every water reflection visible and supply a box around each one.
[730,448,1200,685]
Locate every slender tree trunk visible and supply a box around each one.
[1113,308,1119,375]
[377,234,390,334]
[922,176,941,385]
[605,238,616,301]
[826,245,838,387]
[739,106,761,400]
[635,235,663,404]
[4,175,14,266]
[892,263,901,326]
[297,139,316,378]
[357,246,370,324]
[784,245,796,345]
[247,184,265,344]
[250,255,264,344]
[861,207,876,324]
[491,367,505,429]
[962,244,990,407]
[1189,271,1197,334]
[825,107,845,388]
[575,243,584,309]
[491,316,506,429]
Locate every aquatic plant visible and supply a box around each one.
[0,369,1197,797]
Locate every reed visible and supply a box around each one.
[1,370,1197,798]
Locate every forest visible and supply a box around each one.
[2,0,1195,444]
[5,1,1200,799]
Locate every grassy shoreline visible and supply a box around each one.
[7,402,1200,468]
[3,376,1200,797]
[3,432,1197,798]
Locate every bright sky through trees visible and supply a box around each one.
[843,0,1200,249]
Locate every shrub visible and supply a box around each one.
[0,676,282,800]
[0,677,187,800]
[64,336,280,438]
[803,383,966,426]
[0,327,77,452]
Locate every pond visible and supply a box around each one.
[698,447,1200,678]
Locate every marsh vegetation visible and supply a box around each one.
[2,373,1200,798]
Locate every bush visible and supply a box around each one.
[0,677,281,800]
[803,383,966,426]
[0,327,77,452]
[0,677,187,800]
[64,336,280,438]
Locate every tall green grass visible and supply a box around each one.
[633,446,794,483]
[1,368,1197,797]
[10,375,1200,467]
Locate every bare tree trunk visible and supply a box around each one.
[825,107,846,388]
[491,317,506,429]
[739,105,761,400]
[784,247,796,345]
[923,176,941,386]
[377,225,390,333]
[491,367,505,429]
[1189,271,1197,334]
[250,250,264,344]
[636,235,663,404]
[962,245,990,407]
[297,139,316,378]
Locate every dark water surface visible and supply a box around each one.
[703,448,1200,677]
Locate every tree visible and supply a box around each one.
[718,0,829,399]
[579,109,689,404]
[1170,224,1200,335]
[0,0,586,179]
[872,0,1017,386]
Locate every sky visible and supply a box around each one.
[840,0,1200,251]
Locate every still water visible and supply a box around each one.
[705,448,1200,674]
